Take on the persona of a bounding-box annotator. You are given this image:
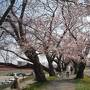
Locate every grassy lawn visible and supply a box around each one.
[22,76,57,90]
[75,76,90,90]
[22,81,48,90]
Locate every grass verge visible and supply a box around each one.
[22,76,57,90]
[22,81,49,90]
[20,75,34,83]
[75,76,90,90]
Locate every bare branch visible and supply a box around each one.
[0,47,31,61]
[0,31,4,38]
[18,0,27,41]
[7,16,20,40]
[0,26,16,39]
[56,29,68,47]
[20,0,27,19]
[61,5,77,41]
[0,0,15,26]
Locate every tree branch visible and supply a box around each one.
[7,16,20,40]
[18,0,27,41]
[0,47,31,61]
[0,0,15,26]
[0,26,16,39]
[0,31,4,38]
[20,0,27,19]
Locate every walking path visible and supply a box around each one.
[43,74,76,90]
[3,79,36,90]
[3,74,76,90]
[3,68,90,90]
[44,79,75,90]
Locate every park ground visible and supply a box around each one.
[22,67,90,90]
[22,75,90,90]
[1,67,90,90]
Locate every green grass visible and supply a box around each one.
[47,76,58,80]
[23,76,57,90]
[22,81,49,90]
[75,76,90,90]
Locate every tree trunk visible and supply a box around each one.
[72,60,78,74]
[56,63,61,72]
[74,63,78,74]
[48,60,55,76]
[56,54,63,72]
[75,61,86,79]
[46,55,55,76]
[33,62,46,82]
[25,47,47,82]
[55,60,61,72]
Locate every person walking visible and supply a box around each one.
[70,66,73,74]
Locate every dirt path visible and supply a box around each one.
[43,79,75,90]
[41,74,76,90]
[4,69,90,90]
[20,79,36,89]
[3,74,76,90]
[3,79,36,90]
[3,79,75,90]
